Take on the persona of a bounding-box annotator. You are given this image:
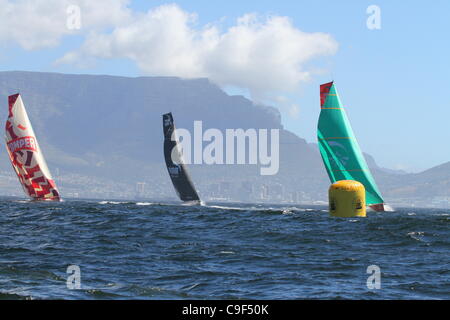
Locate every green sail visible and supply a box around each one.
[317,82,384,206]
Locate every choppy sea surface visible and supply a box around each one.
[0,198,448,300]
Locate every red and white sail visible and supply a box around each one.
[5,94,61,201]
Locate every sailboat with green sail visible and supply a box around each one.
[318,81,386,212]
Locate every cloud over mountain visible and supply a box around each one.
[58,4,338,100]
[1,1,337,115]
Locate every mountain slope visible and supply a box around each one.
[0,71,325,199]
[0,71,447,205]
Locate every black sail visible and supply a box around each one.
[162,113,200,202]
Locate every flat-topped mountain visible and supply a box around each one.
[0,71,447,206]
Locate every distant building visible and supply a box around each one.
[271,183,284,201]
[208,184,220,197]
[236,181,253,201]
[260,184,269,200]
[220,182,231,195]
[135,182,146,199]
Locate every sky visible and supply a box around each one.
[1,0,449,172]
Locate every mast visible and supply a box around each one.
[317,82,385,211]
[162,112,200,203]
[5,94,61,201]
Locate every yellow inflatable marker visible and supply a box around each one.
[329,180,366,217]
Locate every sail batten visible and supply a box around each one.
[317,82,385,209]
[162,112,200,203]
[5,94,60,201]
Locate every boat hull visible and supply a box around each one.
[369,203,385,212]
[181,200,203,206]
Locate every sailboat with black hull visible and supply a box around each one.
[317,82,387,212]
[162,112,201,205]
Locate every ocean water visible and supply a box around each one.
[0,198,448,300]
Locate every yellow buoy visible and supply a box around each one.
[329,180,366,217]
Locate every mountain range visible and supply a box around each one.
[0,71,447,207]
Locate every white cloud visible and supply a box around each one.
[1,1,338,107]
[57,4,338,102]
[0,0,131,50]
[274,95,300,119]
[288,104,300,118]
